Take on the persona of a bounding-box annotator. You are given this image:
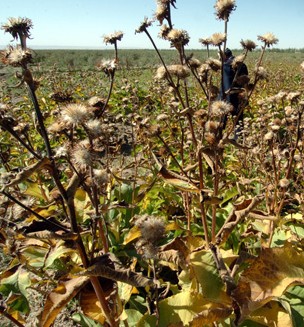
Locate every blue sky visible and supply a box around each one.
[1,0,304,49]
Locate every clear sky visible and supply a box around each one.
[1,0,304,50]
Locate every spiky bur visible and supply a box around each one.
[134,214,166,259]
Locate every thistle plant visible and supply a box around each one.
[1,1,304,327]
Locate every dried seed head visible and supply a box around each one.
[240,39,256,51]
[214,0,236,20]
[98,59,117,76]
[135,17,153,34]
[197,63,210,82]
[210,100,233,117]
[93,169,109,184]
[199,37,212,47]
[135,214,165,243]
[257,32,278,47]
[135,239,159,259]
[72,144,96,168]
[1,45,32,67]
[155,2,167,25]
[232,54,245,69]
[103,31,123,45]
[205,120,220,132]
[62,103,91,125]
[255,66,268,80]
[206,58,221,72]
[1,17,33,41]
[210,32,226,46]
[167,29,190,48]
[155,64,190,80]
[85,119,103,137]
[300,61,304,72]
[279,178,290,188]
[188,57,201,69]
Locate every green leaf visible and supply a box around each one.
[72,312,103,327]
[0,267,31,314]
[189,250,227,302]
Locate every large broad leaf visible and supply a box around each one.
[189,250,230,304]
[242,300,293,327]
[39,276,89,327]
[0,267,31,314]
[138,291,231,327]
[233,243,304,319]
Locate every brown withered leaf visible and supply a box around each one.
[39,276,89,327]
[216,195,263,245]
[80,254,155,288]
[1,157,50,190]
[232,243,304,319]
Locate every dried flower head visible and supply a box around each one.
[240,39,256,51]
[232,54,245,69]
[1,17,33,41]
[158,24,171,39]
[135,17,153,34]
[155,2,167,25]
[93,169,109,184]
[85,119,103,137]
[1,45,32,67]
[206,58,221,72]
[155,64,190,80]
[300,61,304,72]
[279,178,290,188]
[197,63,210,82]
[199,37,212,47]
[257,33,278,47]
[62,103,91,125]
[98,59,117,77]
[72,143,96,168]
[167,29,190,48]
[214,0,236,20]
[255,66,268,80]
[210,100,233,117]
[187,57,201,69]
[135,214,165,243]
[103,31,123,45]
[210,32,226,46]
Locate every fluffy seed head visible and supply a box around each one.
[155,64,190,80]
[210,100,233,117]
[214,0,236,20]
[257,33,278,47]
[210,32,226,46]
[167,29,190,48]
[85,119,102,137]
[62,103,91,125]
[103,31,123,45]
[135,214,165,243]
[1,45,32,67]
[240,39,257,51]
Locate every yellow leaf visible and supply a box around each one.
[233,243,304,318]
[39,276,89,327]
[79,287,106,324]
